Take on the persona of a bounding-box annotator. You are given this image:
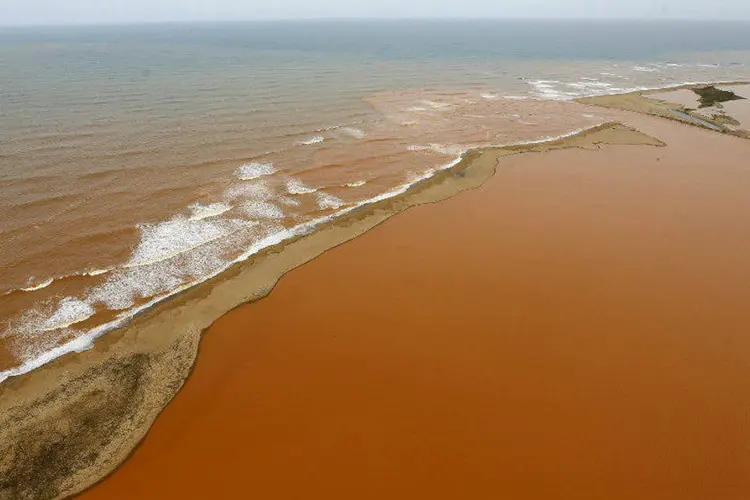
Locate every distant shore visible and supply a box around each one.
[2,83,750,499]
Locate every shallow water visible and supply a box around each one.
[1,20,750,380]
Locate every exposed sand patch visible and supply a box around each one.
[578,83,750,139]
[649,88,701,108]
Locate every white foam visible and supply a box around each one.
[0,124,646,385]
[126,216,237,268]
[421,100,452,110]
[316,192,345,210]
[286,177,318,195]
[430,143,467,156]
[279,196,302,207]
[21,278,54,292]
[237,161,276,180]
[406,106,427,112]
[241,200,286,219]
[43,298,95,331]
[188,202,232,221]
[503,95,530,100]
[346,180,367,188]
[297,136,325,146]
[226,180,275,200]
[341,127,366,139]
[633,65,659,73]
[88,240,227,311]
[408,143,465,156]
[566,81,613,90]
[86,268,111,277]
[528,80,577,100]
[480,93,499,100]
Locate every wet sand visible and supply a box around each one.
[579,82,750,138]
[78,115,750,499]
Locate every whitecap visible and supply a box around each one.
[43,298,95,331]
[226,181,275,201]
[316,192,345,210]
[126,216,238,268]
[286,177,318,195]
[241,200,286,220]
[21,279,54,292]
[346,180,367,188]
[237,161,276,181]
[188,202,232,221]
[341,127,366,139]
[85,269,111,277]
[279,196,302,207]
[297,136,325,146]
[421,100,452,110]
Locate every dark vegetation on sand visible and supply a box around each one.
[693,86,746,108]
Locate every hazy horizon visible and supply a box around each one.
[2,0,750,27]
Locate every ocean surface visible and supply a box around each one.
[1,20,750,381]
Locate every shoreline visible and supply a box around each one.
[0,122,663,500]
[576,81,750,138]
[0,126,609,384]
[79,107,750,499]
[2,80,748,384]
[2,80,749,499]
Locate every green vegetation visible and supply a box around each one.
[692,86,746,108]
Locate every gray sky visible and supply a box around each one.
[2,0,750,26]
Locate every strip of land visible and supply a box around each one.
[80,110,750,499]
[3,90,750,499]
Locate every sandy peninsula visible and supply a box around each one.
[2,86,750,499]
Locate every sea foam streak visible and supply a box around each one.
[0,124,611,385]
[241,200,286,219]
[126,217,239,268]
[43,298,96,331]
[286,177,318,195]
[297,136,325,145]
[21,279,54,292]
[341,128,366,139]
[189,202,232,221]
[316,192,345,210]
[237,162,276,180]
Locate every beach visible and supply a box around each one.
[76,111,750,499]
[3,95,750,498]
[2,20,750,499]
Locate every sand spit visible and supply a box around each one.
[80,112,750,499]
[577,82,750,139]
[0,123,661,500]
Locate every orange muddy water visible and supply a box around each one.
[81,118,750,500]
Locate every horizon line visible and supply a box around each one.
[2,16,750,28]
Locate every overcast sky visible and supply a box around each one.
[2,0,750,26]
